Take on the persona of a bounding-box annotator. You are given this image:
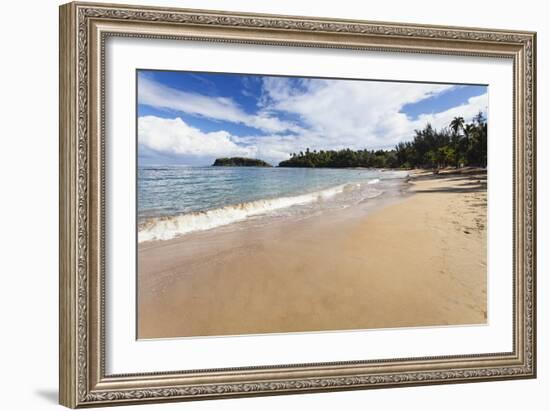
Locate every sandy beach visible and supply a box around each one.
[137,169,487,339]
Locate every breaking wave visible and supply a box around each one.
[138,181,371,242]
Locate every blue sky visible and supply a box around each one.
[137,70,487,166]
[401,85,487,119]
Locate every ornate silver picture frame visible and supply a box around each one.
[59,1,536,407]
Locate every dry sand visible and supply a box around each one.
[137,169,487,339]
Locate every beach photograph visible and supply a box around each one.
[136,70,488,339]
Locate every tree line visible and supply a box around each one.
[278,112,487,169]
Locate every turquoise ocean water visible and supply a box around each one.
[138,166,408,242]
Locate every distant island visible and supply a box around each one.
[212,157,273,167]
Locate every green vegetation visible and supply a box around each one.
[278,113,487,169]
[212,157,272,167]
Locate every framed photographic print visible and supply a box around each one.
[59,1,537,408]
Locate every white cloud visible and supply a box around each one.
[415,93,488,130]
[138,116,256,159]
[261,77,459,150]
[138,75,488,165]
[138,76,301,134]
[257,78,488,155]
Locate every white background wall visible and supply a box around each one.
[0,0,546,410]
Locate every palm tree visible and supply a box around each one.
[450,116,465,135]
[473,111,485,126]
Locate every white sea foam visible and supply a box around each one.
[367,178,380,185]
[138,183,359,242]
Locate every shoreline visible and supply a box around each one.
[138,169,407,243]
[138,169,487,339]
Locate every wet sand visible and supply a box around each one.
[137,169,487,339]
